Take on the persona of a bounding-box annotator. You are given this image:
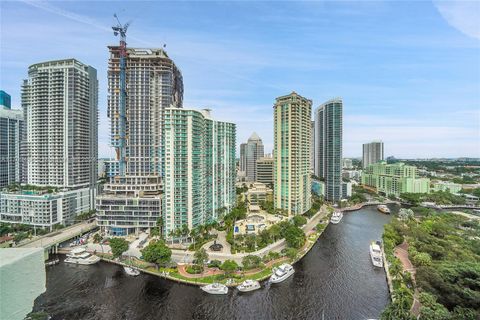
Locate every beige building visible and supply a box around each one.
[256,157,273,186]
[273,92,312,216]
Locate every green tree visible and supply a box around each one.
[284,247,298,261]
[242,255,263,270]
[220,259,239,275]
[269,224,282,242]
[141,240,172,267]
[411,252,432,266]
[194,247,209,266]
[109,238,129,258]
[292,215,307,227]
[283,224,306,249]
[93,233,102,244]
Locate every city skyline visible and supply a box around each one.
[1,1,479,159]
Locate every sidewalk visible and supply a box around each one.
[394,241,421,317]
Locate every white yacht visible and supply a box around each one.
[330,211,343,224]
[369,241,383,268]
[200,283,228,295]
[237,279,261,292]
[124,266,140,276]
[65,247,100,265]
[270,263,295,283]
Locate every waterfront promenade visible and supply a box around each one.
[81,206,329,265]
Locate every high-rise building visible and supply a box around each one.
[363,141,384,168]
[314,98,343,202]
[361,161,430,196]
[310,121,315,171]
[256,156,273,186]
[0,104,24,188]
[96,47,184,236]
[243,132,264,182]
[273,92,312,216]
[0,91,11,109]
[22,59,98,189]
[0,59,98,228]
[163,108,236,236]
[240,143,247,173]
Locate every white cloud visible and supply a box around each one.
[434,0,480,40]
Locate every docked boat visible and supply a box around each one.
[270,263,295,283]
[124,266,140,276]
[330,211,343,224]
[237,279,261,292]
[200,283,228,295]
[64,247,100,265]
[369,241,383,268]
[377,205,391,214]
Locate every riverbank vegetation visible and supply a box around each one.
[400,191,466,206]
[381,211,480,320]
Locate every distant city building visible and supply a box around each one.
[362,141,384,168]
[0,106,24,188]
[431,181,462,193]
[242,132,264,182]
[0,91,11,109]
[314,98,343,202]
[342,169,362,181]
[341,181,352,198]
[240,143,247,172]
[361,161,430,197]
[342,158,353,169]
[274,92,312,215]
[162,108,236,236]
[1,59,98,228]
[97,47,183,236]
[256,156,273,186]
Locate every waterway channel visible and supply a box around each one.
[33,204,397,320]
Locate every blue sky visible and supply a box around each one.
[1,0,479,158]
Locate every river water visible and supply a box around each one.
[33,204,396,320]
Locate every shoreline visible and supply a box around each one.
[82,211,331,287]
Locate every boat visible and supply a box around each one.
[377,205,391,214]
[270,263,295,283]
[330,211,343,224]
[124,266,140,276]
[64,247,100,265]
[200,283,228,295]
[45,258,60,266]
[237,279,261,292]
[369,241,383,268]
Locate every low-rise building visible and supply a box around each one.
[361,161,430,197]
[246,182,273,205]
[431,181,462,193]
[0,187,94,229]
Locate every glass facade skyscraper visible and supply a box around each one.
[314,98,343,202]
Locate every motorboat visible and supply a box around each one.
[330,211,343,224]
[124,266,140,276]
[369,241,383,268]
[65,247,100,265]
[377,205,391,214]
[237,279,261,292]
[200,283,228,295]
[270,263,295,283]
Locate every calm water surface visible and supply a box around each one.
[34,205,396,320]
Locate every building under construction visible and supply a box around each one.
[96,45,184,235]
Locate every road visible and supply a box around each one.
[18,221,97,249]
[80,206,329,264]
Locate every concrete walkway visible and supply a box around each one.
[394,242,421,317]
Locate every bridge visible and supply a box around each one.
[18,220,98,256]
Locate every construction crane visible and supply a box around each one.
[112,14,129,177]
